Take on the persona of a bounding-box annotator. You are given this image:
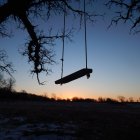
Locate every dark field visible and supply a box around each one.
[0,101,140,140]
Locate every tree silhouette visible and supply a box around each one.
[6,77,16,92]
[118,96,125,102]
[0,0,95,84]
[106,0,140,34]
[0,73,6,88]
[0,49,14,76]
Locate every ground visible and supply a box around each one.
[0,101,140,140]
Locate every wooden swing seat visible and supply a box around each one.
[55,68,92,85]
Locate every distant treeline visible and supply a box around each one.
[68,96,140,103]
[0,73,139,103]
[0,88,52,101]
[0,88,140,103]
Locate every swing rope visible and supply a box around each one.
[61,0,88,79]
[55,1,92,84]
[84,0,88,69]
[61,5,66,79]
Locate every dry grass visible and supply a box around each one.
[0,101,140,139]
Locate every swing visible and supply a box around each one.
[55,68,92,84]
[55,0,92,85]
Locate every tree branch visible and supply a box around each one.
[0,50,15,77]
[106,0,140,33]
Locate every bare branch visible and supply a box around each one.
[106,0,140,33]
[0,50,15,77]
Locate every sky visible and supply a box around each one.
[0,0,140,100]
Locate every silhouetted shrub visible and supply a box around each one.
[105,98,118,104]
[98,97,106,102]
[118,96,126,102]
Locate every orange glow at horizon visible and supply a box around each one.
[49,91,140,102]
[48,90,114,100]
[15,85,140,102]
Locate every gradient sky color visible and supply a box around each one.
[0,0,140,99]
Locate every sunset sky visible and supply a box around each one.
[1,0,140,99]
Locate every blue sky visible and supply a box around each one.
[0,0,140,99]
